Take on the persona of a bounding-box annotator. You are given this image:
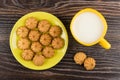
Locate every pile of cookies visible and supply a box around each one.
[16,17,64,66]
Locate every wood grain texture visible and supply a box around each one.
[0,0,120,80]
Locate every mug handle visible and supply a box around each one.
[99,38,111,49]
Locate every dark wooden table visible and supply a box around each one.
[0,0,120,80]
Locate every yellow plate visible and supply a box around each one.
[10,12,68,70]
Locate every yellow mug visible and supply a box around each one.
[70,8,111,49]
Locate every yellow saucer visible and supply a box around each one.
[10,12,68,70]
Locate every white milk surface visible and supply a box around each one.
[72,12,104,44]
